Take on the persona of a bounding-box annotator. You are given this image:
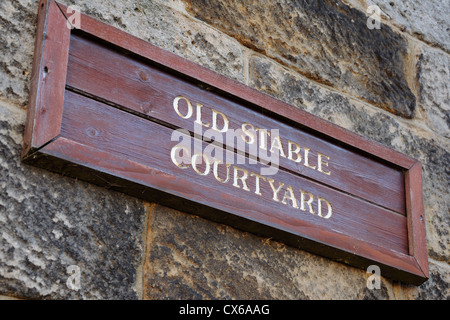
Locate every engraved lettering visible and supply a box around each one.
[300,189,315,214]
[255,128,270,151]
[241,123,256,145]
[192,153,211,176]
[203,128,224,164]
[195,103,210,128]
[267,178,284,202]
[281,185,299,209]
[212,109,229,133]
[213,160,231,183]
[173,96,193,119]
[303,147,316,170]
[288,140,302,163]
[171,145,191,169]
[270,135,286,158]
[170,96,334,221]
[233,166,250,191]
[317,152,331,176]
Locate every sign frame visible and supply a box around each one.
[23,0,428,285]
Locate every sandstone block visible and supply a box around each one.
[57,0,245,83]
[417,45,450,138]
[143,204,395,300]
[249,53,450,267]
[367,0,450,52]
[184,0,416,118]
[0,104,146,299]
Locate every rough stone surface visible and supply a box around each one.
[58,0,245,84]
[0,0,36,109]
[0,0,243,300]
[183,0,416,118]
[143,205,396,300]
[412,261,450,300]
[0,295,20,300]
[0,0,244,110]
[417,46,450,139]
[248,54,450,297]
[366,0,450,53]
[0,104,147,299]
[0,0,449,300]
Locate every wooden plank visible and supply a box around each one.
[21,1,429,285]
[58,90,409,254]
[60,2,417,170]
[29,135,426,284]
[66,33,406,215]
[22,0,70,157]
[27,89,425,284]
[406,162,429,278]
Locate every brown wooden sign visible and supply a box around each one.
[23,0,428,285]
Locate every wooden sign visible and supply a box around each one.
[23,0,428,285]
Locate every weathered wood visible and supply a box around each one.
[406,162,429,279]
[22,0,70,157]
[59,90,409,254]
[66,33,406,215]
[22,1,428,285]
[59,1,417,171]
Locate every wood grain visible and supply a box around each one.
[21,1,429,285]
[66,33,406,215]
[61,3,417,171]
[59,90,409,254]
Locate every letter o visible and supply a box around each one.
[173,96,193,119]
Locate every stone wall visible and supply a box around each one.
[0,0,448,300]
